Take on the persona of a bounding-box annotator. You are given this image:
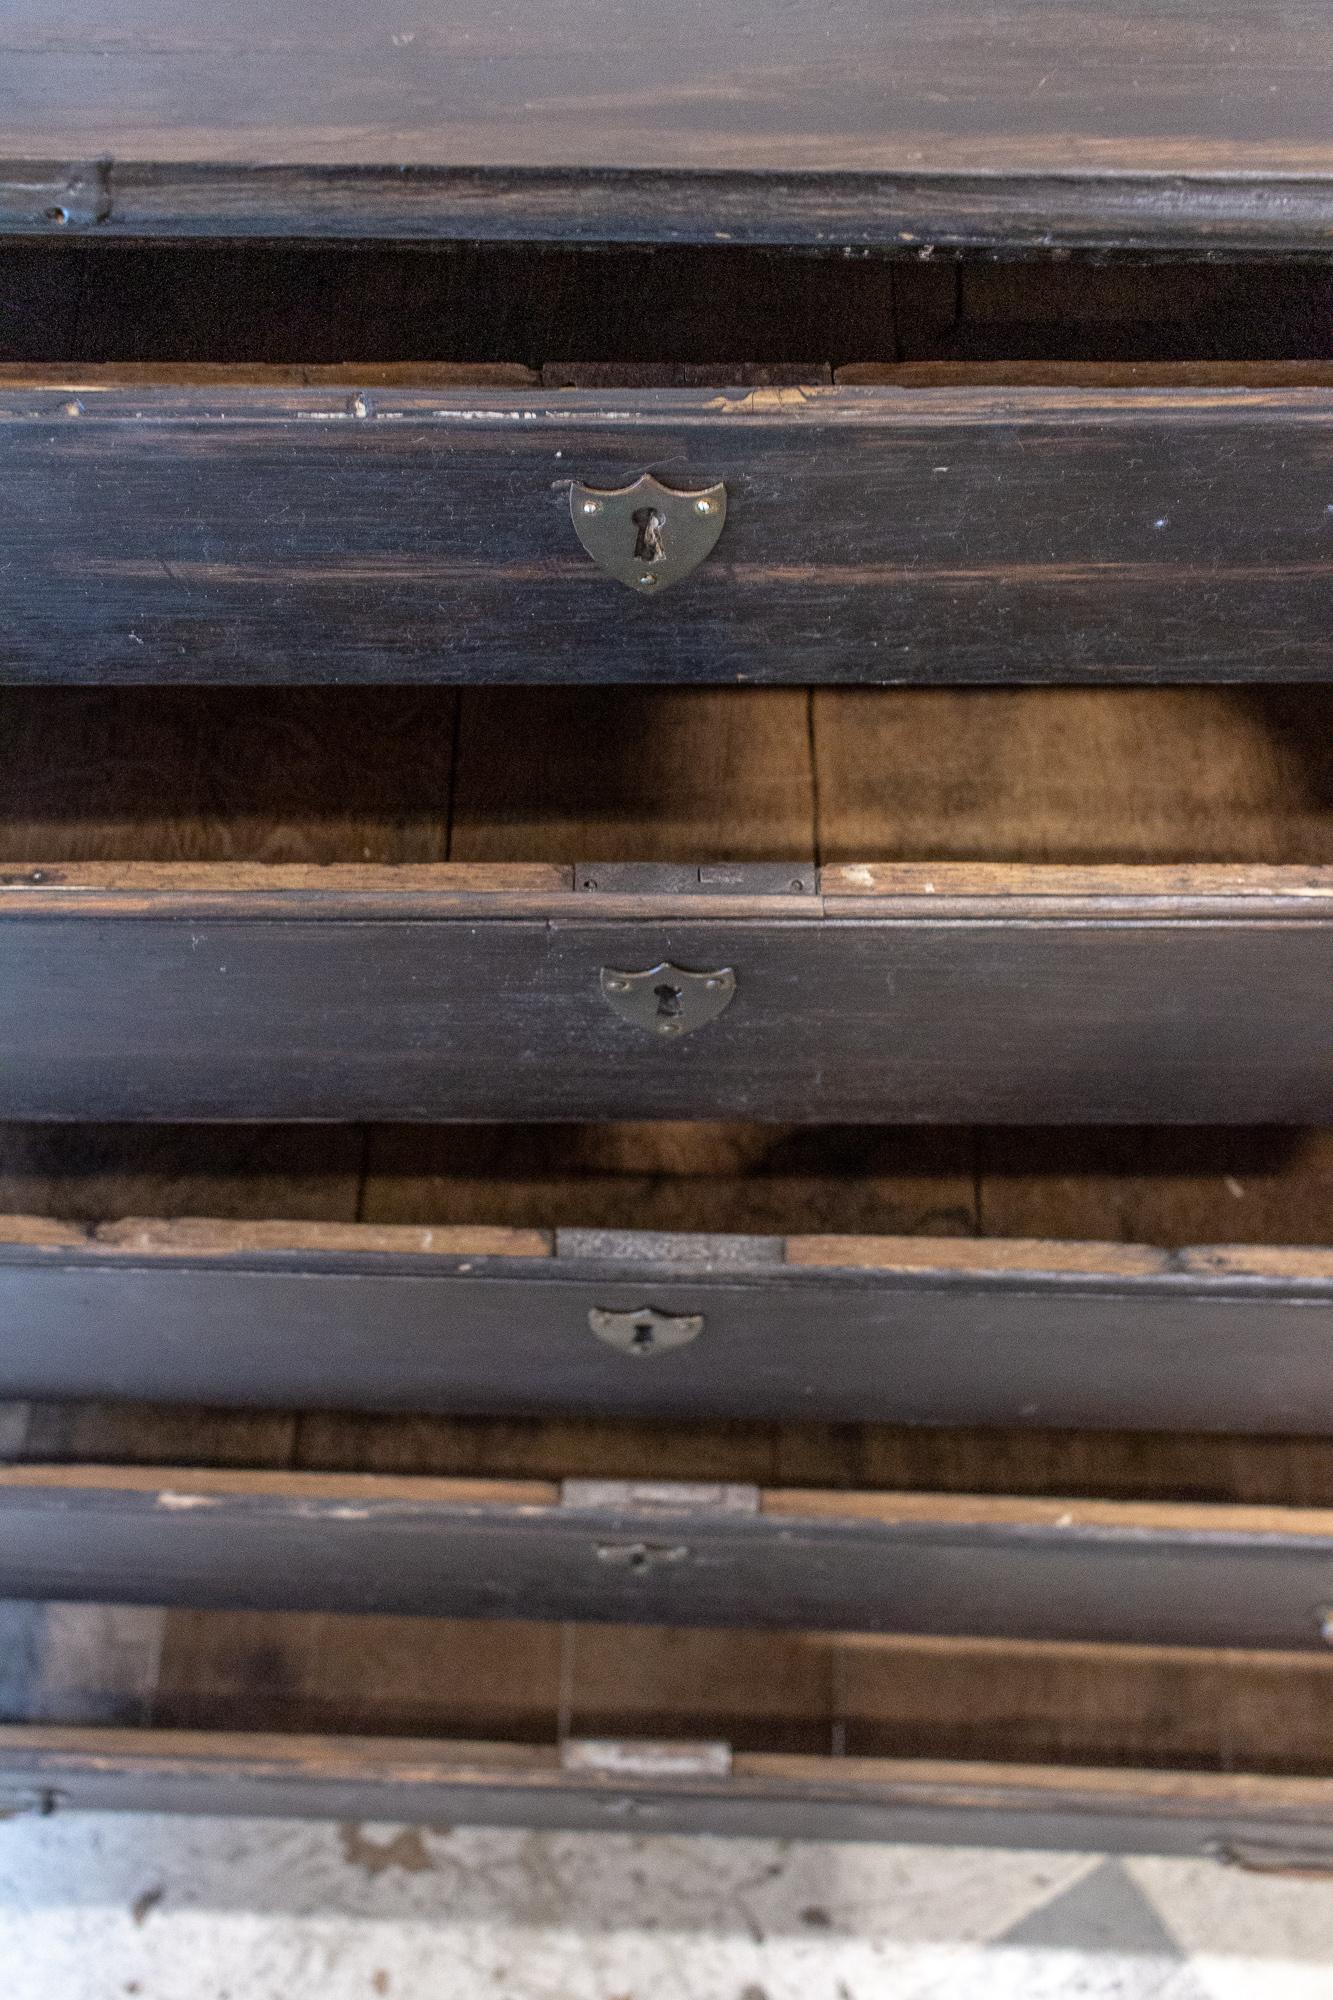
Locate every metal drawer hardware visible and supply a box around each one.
[595,1540,691,1573]
[588,1304,704,1356]
[570,473,726,592]
[561,1480,759,1515]
[561,1739,733,1780]
[600,962,735,1037]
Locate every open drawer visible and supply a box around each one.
[3,1127,1333,1849]
[4,858,1330,1123]
[4,1401,1333,1853]
[4,1450,1333,1650]
[7,1610,1333,1858]
[3,1213,1333,1435]
[4,244,1333,686]
[2,674,1332,1124]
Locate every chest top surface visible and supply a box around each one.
[2,0,1332,248]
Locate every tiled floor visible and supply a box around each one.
[3,1815,1333,1999]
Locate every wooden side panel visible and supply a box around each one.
[2,1250,1333,1434]
[2,908,1329,1123]
[5,385,1333,685]
[0,684,407,1738]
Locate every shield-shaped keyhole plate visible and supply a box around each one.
[570,473,726,593]
[600,963,736,1038]
[588,1306,705,1357]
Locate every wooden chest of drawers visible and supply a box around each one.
[3,0,1333,1863]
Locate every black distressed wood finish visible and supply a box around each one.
[6,382,1333,685]
[2,1472,1332,1650]
[3,1240,1333,1434]
[4,1731,1333,1858]
[3,886,1330,1124]
[4,0,1333,251]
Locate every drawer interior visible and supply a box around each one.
[2,672,1331,1219]
[3,680,1333,868]
[6,1603,1333,1777]
[6,240,1333,370]
[4,1389,1333,1825]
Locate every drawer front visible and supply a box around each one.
[3,1229,1332,1434]
[3,1730,1333,1858]
[3,869,1330,1123]
[3,1469,1332,1650]
[5,383,1333,685]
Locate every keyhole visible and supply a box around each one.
[630,1319,657,1352]
[632,507,666,564]
[654,983,683,1018]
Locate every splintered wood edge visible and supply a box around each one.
[834,361,1333,390]
[0,1218,1328,1281]
[756,1490,1333,1538]
[0,1217,552,1260]
[0,364,542,389]
[0,1465,561,1506]
[0,864,572,893]
[786,1237,1333,1280]
[4,863,1333,919]
[1,1727,1332,1811]
[820,864,1333,901]
[5,362,1333,396]
[5,1464,1333,1539]
[783,1235,1171,1277]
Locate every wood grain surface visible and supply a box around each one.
[4,1463,1333,1649]
[4,0,1333,249]
[3,1223,1333,1433]
[5,378,1333,685]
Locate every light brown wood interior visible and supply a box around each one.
[0,677,1330,1258]
[5,246,1333,1777]
[5,1605,1333,1777]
